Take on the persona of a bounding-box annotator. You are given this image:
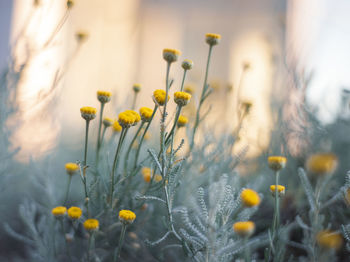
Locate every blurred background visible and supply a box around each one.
[1,0,350,162]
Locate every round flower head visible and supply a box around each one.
[80,106,97,121]
[270,185,285,198]
[154,174,163,183]
[139,107,154,122]
[103,117,113,127]
[240,189,260,207]
[184,84,195,94]
[112,120,122,132]
[233,221,255,237]
[75,30,89,43]
[118,110,140,128]
[124,110,141,126]
[242,62,251,71]
[205,33,221,46]
[163,48,181,63]
[67,206,82,220]
[119,210,136,225]
[268,156,287,171]
[241,101,253,114]
[182,59,193,70]
[306,153,338,176]
[133,83,141,93]
[52,206,67,218]
[84,219,99,232]
[174,91,191,106]
[97,90,111,103]
[177,115,188,128]
[67,0,74,9]
[142,167,151,182]
[65,162,79,176]
[316,230,343,250]
[153,89,170,106]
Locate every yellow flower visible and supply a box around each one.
[306,153,338,176]
[270,185,286,198]
[67,206,82,220]
[119,210,136,225]
[268,156,287,171]
[139,107,154,122]
[133,83,141,93]
[177,115,188,127]
[103,117,113,127]
[52,206,67,218]
[75,30,89,43]
[142,167,152,182]
[141,167,162,183]
[112,120,122,132]
[184,84,195,94]
[233,221,255,237]
[240,189,260,207]
[65,162,79,176]
[316,230,343,250]
[205,33,221,46]
[153,89,170,106]
[118,110,140,128]
[174,91,191,106]
[154,174,163,183]
[182,59,193,70]
[67,0,74,9]
[124,110,141,125]
[163,48,181,63]
[84,219,99,232]
[97,90,112,103]
[80,106,97,121]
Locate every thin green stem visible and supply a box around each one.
[87,233,94,262]
[109,128,128,206]
[272,171,280,239]
[43,9,70,48]
[165,105,182,146]
[59,219,72,262]
[83,120,90,166]
[114,224,127,262]
[63,175,72,205]
[160,62,171,178]
[123,122,144,174]
[133,105,158,169]
[180,69,187,91]
[244,237,250,262]
[131,92,138,110]
[190,45,213,152]
[96,102,105,165]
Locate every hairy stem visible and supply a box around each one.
[114,224,127,262]
[133,105,158,169]
[109,128,128,206]
[96,102,105,166]
[190,45,213,152]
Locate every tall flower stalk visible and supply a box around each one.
[133,105,158,169]
[109,110,140,206]
[96,91,111,166]
[267,156,287,259]
[80,106,97,215]
[190,33,221,152]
